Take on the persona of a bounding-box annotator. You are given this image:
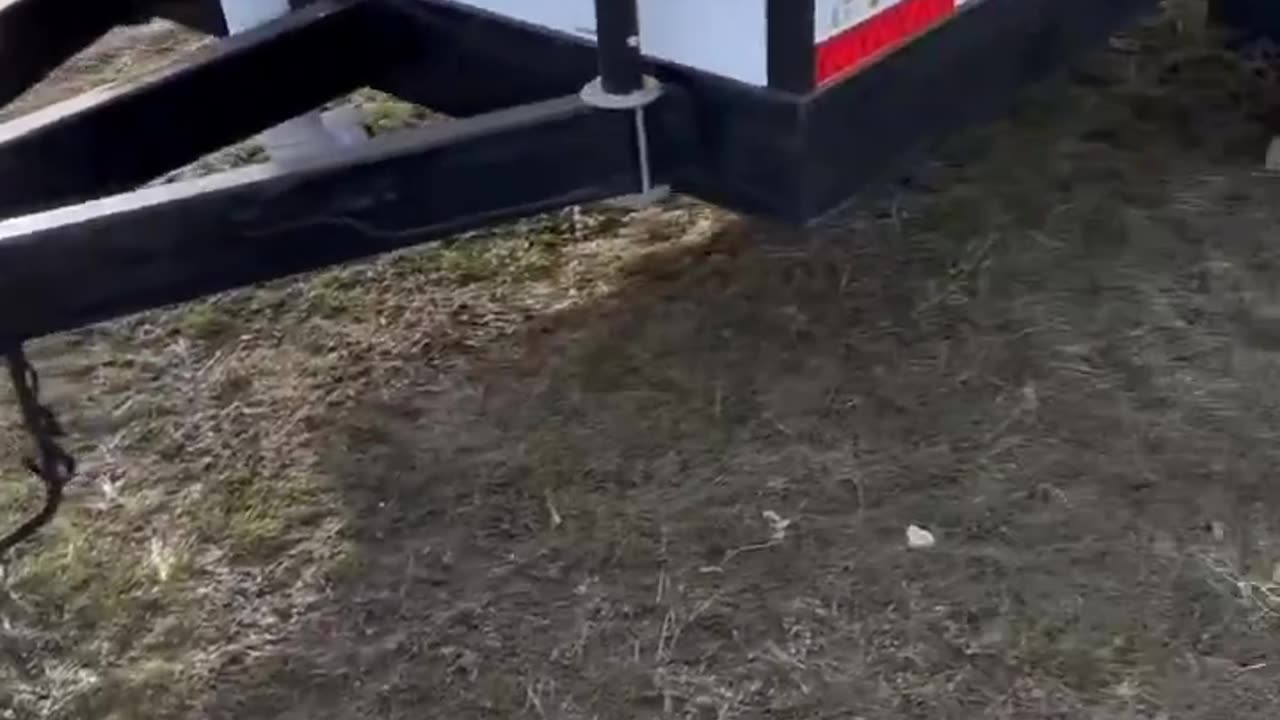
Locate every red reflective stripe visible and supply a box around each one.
[815,0,955,85]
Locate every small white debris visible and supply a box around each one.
[1111,679,1141,700]
[763,510,792,543]
[1272,562,1280,585]
[545,491,563,529]
[148,536,182,582]
[1210,521,1227,542]
[1022,383,1039,411]
[906,525,936,550]
[1267,136,1280,172]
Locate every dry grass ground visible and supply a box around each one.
[5,4,1280,718]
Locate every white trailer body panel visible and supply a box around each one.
[449,0,770,86]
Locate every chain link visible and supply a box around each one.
[1,345,76,555]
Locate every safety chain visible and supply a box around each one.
[1,345,76,555]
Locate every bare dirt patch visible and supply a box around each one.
[5,5,1280,719]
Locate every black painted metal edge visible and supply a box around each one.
[0,93,686,342]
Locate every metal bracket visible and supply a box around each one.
[580,74,670,208]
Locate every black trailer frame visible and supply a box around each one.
[0,0,1166,347]
[8,0,1279,548]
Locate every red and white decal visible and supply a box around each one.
[815,0,974,85]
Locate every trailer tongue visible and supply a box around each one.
[0,0,1218,547]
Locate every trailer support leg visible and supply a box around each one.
[591,0,644,94]
[579,0,668,207]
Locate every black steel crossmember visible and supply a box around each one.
[0,0,415,218]
[0,93,683,342]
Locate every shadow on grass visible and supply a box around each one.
[199,25,1280,720]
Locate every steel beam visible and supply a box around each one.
[0,0,412,218]
[0,94,684,343]
[0,0,139,108]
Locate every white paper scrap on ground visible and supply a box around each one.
[906,524,936,549]
[763,510,792,542]
[1266,137,1280,171]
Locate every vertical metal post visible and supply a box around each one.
[581,0,668,206]
[593,0,643,95]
